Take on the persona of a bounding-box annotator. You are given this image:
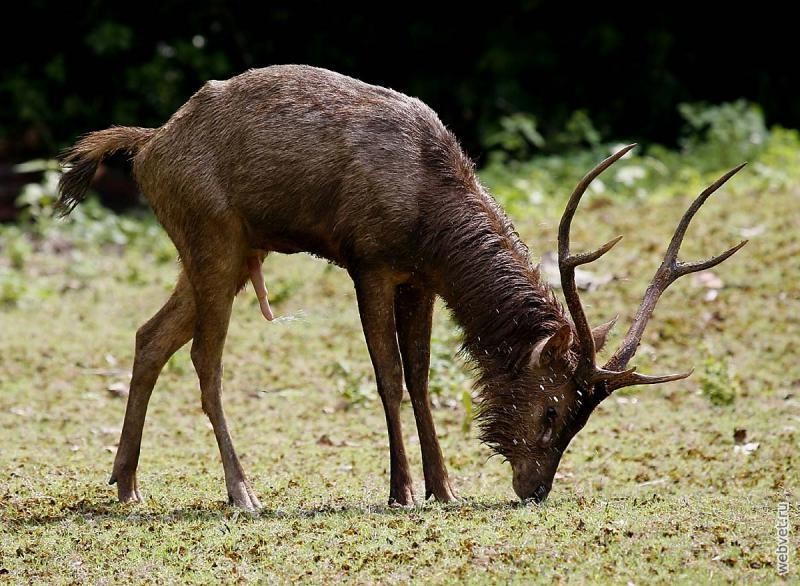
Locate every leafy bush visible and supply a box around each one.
[482,109,601,164]
[0,160,176,307]
[11,160,173,254]
[699,356,740,407]
[678,100,769,170]
[482,113,545,162]
[480,102,800,217]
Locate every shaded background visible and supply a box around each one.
[3,1,797,159]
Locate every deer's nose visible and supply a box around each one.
[531,484,550,503]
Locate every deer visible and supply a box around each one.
[56,65,746,511]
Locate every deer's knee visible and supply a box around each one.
[133,323,162,366]
[200,391,220,417]
[189,344,207,377]
[378,372,405,406]
[191,340,223,380]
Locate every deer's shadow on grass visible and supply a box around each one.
[9,496,530,528]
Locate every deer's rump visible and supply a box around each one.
[131,65,466,268]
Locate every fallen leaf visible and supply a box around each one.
[107,382,129,398]
[637,478,668,487]
[693,271,724,290]
[540,252,613,291]
[615,396,639,405]
[316,434,352,447]
[734,442,759,455]
[88,368,131,378]
[740,224,765,238]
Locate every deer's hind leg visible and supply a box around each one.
[111,271,195,503]
[181,218,262,512]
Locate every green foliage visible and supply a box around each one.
[327,359,375,407]
[428,329,469,400]
[267,277,303,305]
[1,14,231,146]
[482,113,545,161]
[678,100,769,170]
[551,109,602,150]
[3,5,799,172]
[5,229,32,270]
[13,161,172,250]
[699,356,739,407]
[85,21,134,55]
[0,267,27,306]
[121,37,230,121]
[460,390,473,433]
[14,164,61,222]
[482,110,601,164]
[1,164,175,308]
[480,102,800,218]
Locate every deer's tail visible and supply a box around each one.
[56,126,156,216]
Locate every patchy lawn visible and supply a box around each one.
[1,149,798,583]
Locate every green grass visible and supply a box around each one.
[1,148,798,583]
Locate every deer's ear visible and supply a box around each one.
[530,324,573,369]
[591,315,618,353]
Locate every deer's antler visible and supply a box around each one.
[558,145,747,393]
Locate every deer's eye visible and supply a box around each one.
[545,406,557,424]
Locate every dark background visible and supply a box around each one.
[2,1,797,162]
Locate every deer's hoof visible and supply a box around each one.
[426,483,459,504]
[388,484,416,507]
[110,472,144,504]
[227,480,262,513]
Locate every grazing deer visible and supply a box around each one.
[57,65,746,510]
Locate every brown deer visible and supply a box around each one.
[56,65,745,511]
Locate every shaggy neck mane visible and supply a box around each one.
[422,186,568,372]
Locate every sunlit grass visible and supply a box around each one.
[1,148,798,582]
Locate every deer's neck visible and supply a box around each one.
[424,189,567,367]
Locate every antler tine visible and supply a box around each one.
[592,366,636,383]
[604,164,748,374]
[559,144,635,376]
[675,240,748,277]
[605,368,693,393]
[662,163,747,266]
[565,235,624,268]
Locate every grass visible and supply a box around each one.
[1,145,798,583]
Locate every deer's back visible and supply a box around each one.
[136,65,476,268]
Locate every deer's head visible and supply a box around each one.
[477,145,747,502]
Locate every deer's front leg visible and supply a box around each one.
[395,285,458,503]
[353,270,415,506]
